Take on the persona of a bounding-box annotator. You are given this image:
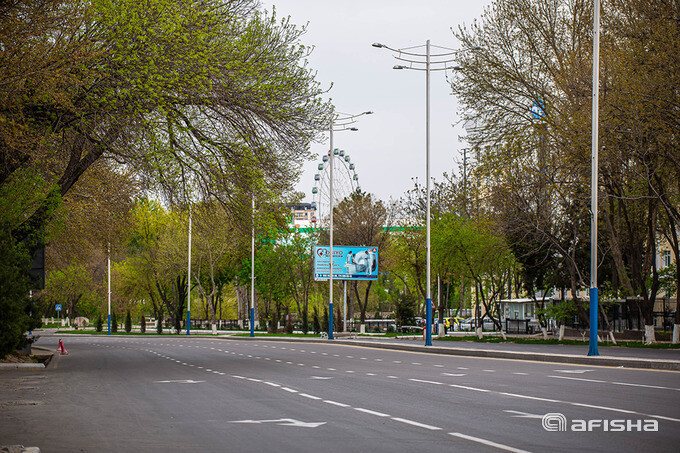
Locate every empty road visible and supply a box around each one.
[2,335,679,452]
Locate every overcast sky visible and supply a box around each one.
[264,0,492,204]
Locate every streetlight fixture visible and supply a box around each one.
[374,40,481,346]
[589,0,601,356]
[327,110,373,340]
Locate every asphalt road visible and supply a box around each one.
[2,335,679,452]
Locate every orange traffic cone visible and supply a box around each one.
[58,338,68,355]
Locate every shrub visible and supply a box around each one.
[111,312,118,332]
[312,306,320,334]
[140,316,146,333]
[124,310,132,333]
[95,314,103,332]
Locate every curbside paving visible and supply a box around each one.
[225,336,680,371]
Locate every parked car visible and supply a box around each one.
[460,317,498,331]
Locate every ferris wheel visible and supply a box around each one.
[311,148,360,223]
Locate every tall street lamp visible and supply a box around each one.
[328,110,372,340]
[589,0,601,356]
[373,40,482,346]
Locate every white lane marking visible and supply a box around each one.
[346,370,355,373]
[554,369,593,374]
[324,400,350,408]
[409,378,444,385]
[392,417,442,431]
[312,366,320,369]
[300,393,322,400]
[548,375,680,391]
[442,373,466,377]
[513,372,528,376]
[360,357,368,360]
[503,410,544,419]
[449,432,532,453]
[265,382,281,387]
[298,363,305,366]
[457,367,468,370]
[311,376,333,380]
[281,387,298,393]
[483,370,496,373]
[346,356,354,358]
[374,359,383,362]
[355,408,390,417]
[434,365,444,368]
[412,362,422,365]
[286,362,293,365]
[366,373,376,376]
[327,368,336,371]
[154,380,205,384]
[387,376,399,379]
[393,361,402,364]
[401,379,680,423]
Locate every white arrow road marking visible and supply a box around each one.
[554,369,593,374]
[230,418,326,428]
[154,380,205,384]
[503,410,544,419]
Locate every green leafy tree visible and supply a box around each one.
[111,312,118,333]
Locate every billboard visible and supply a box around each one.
[313,245,379,281]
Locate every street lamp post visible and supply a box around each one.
[327,110,372,340]
[589,0,601,356]
[187,206,192,335]
[107,243,111,335]
[251,193,256,337]
[373,40,481,346]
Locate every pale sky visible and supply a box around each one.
[264,0,492,204]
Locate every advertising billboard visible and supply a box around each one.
[313,245,379,281]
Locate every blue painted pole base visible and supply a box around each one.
[425,298,432,346]
[329,302,334,340]
[250,308,255,337]
[186,310,191,335]
[588,287,599,356]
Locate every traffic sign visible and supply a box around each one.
[55,304,62,312]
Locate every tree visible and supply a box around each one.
[279,228,317,334]
[0,235,40,357]
[327,191,391,324]
[125,310,132,333]
[189,202,240,335]
[433,214,514,338]
[451,0,678,342]
[1,0,331,332]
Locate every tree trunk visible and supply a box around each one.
[644,324,656,345]
[673,324,679,344]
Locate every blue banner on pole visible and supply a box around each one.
[313,245,379,281]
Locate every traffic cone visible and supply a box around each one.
[58,338,68,355]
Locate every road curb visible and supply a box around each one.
[331,340,680,371]
[0,363,45,369]
[224,336,680,371]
